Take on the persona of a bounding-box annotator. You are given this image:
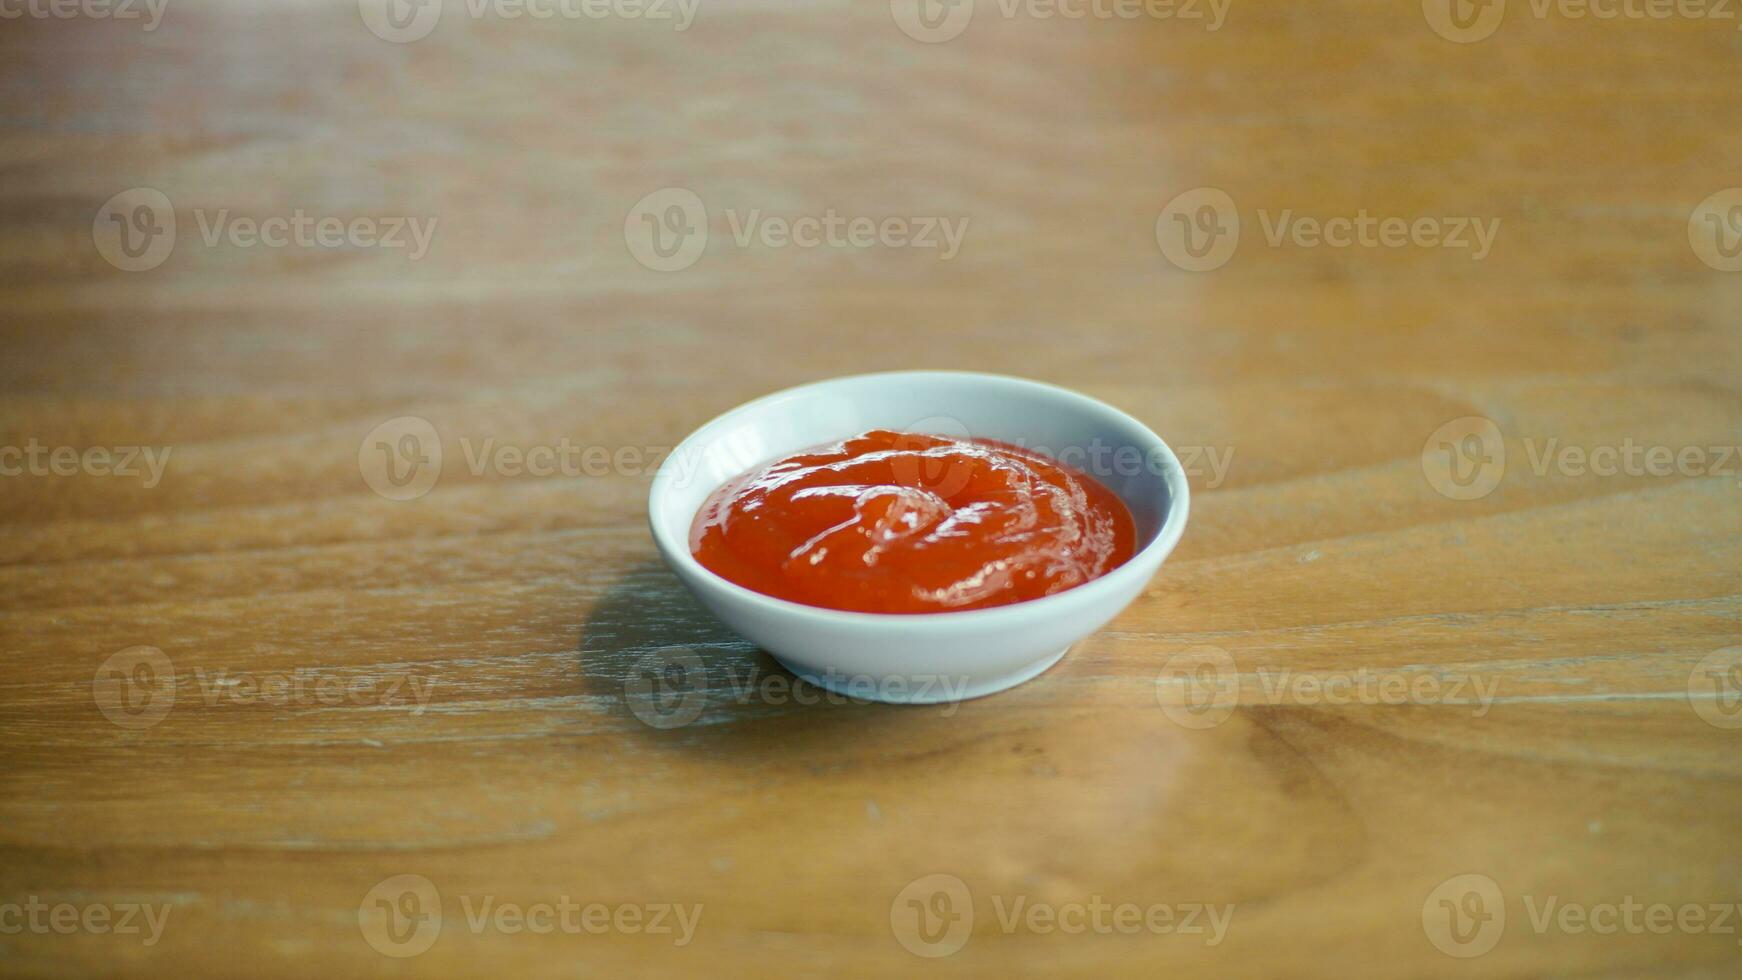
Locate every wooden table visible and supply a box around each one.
[3,0,1740,975]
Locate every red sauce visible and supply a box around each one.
[690,429,1137,613]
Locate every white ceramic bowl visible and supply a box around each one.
[646,371,1190,704]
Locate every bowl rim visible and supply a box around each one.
[646,370,1191,626]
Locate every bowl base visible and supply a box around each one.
[773,646,1070,705]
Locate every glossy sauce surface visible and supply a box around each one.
[690,430,1138,613]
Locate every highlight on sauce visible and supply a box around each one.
[689,429,1137,613]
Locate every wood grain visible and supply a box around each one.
[2,0,1741,976]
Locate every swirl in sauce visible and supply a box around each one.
[690,429,1137,613]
